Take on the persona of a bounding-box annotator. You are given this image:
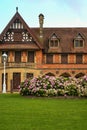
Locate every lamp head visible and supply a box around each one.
[2,53,7,62]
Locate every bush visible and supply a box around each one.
[19,75,87,97]
[65,84,78,96]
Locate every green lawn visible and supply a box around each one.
[0,94,87,130]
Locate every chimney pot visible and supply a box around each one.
[39,13,44,38]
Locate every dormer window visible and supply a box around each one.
[49,33,59,48]
[74,40,83,47]
[74,33,84,48]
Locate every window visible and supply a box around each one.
[76,54,83,64]
[26,73,33,79]
[13,73,21,89]
[74,40,83,47]
[74,33,84,47]
[46,54,53,64]
[28,51,34,63]
[10,19,24,29]
[15,51,21,63]
[61,54,68,64]
[49,33,59,48]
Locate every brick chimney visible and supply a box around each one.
[39,14,44,38]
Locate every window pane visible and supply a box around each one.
[50,40,54,47]
[75,40,79,47]
[80,40,83,47]
[55,40,58,47]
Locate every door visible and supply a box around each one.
[13,73,21,90]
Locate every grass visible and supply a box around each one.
[0,94,87,130]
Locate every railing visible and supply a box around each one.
[1,62,87,69]
[0,62,36,68]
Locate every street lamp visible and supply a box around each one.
[2,52,7,93]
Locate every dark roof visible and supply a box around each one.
[0,12,42,49]
[1,10,87,53]
[32,27,87,53]
[0,42,39,50]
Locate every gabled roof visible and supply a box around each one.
[74,33,85,40]
[1,10,87,53]
[49,32,60,40]
[0,10,42,49]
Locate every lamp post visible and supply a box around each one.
[2,52,7,93]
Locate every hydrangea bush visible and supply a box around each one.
[19,75,87,97]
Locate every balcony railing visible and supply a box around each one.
[0,62,36,68]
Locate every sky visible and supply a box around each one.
[0,0,87,33]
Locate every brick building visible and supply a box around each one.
[0,9,87,92]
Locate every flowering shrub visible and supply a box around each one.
[19,75,87,97]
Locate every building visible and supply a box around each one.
[0,8,87,92]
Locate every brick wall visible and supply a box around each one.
[83,54,87,63]
[36,50,43,64]
[21,51,27,62]
[68,54,75,63]
[54,54,61,63]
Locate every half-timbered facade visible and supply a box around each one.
[0,9,87,92]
